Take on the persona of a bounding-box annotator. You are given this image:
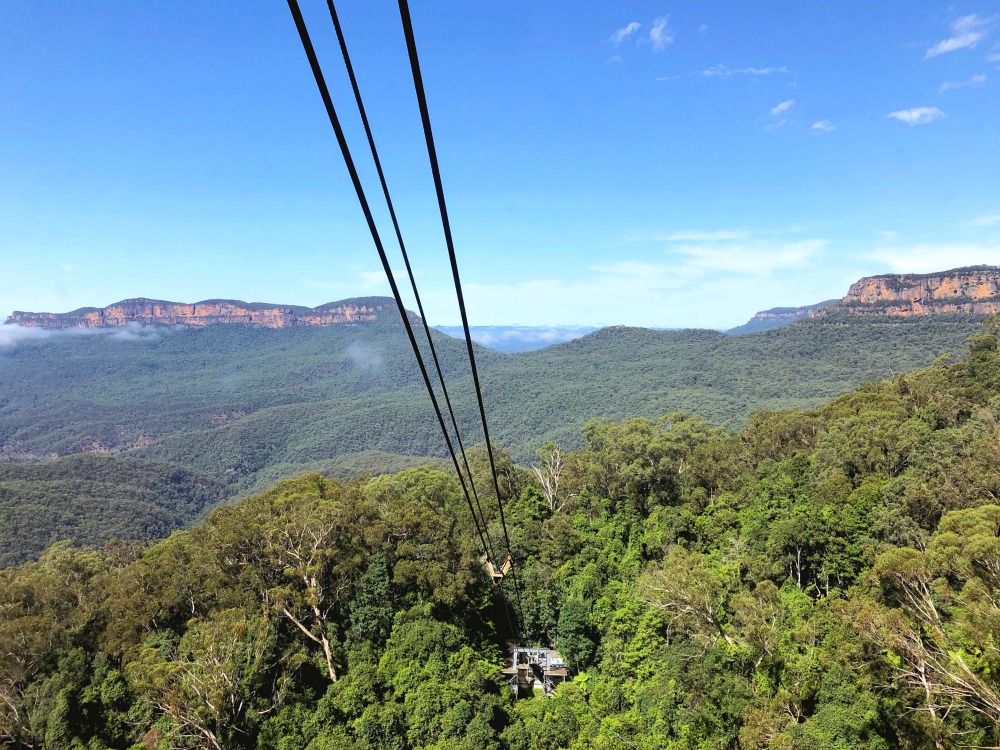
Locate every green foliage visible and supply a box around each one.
[0,313,984,566]
[7,316,1000,747]
[0,454,225,566]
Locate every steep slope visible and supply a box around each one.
[0,311,985,497]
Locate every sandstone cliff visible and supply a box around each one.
[822,266,1000,317]
[7,297,399,329]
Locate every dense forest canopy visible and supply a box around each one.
[0,455,226,567]
[0,313,985,567]
[5,318,1000,748]
[0,313,983,486]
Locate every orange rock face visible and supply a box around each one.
[7,297,396,329]
[816,266,1000,318]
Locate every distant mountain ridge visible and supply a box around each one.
[7,296,397,329]
[726,300,839,334]
[729,265,1000,334]
[11,266,1000,342]
[434,325,601,353]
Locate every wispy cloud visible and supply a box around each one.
[927,14,989,58]
[878,230,900,241]
[988,45,1000,63]
[659,230,752,242]
[648,16,674,51]
[970,215,1000,227]
[344,341,385,373]
[810,120,836,134]
[653,74,682,81]
[939,73,987,92]
[624,229,752,243]
[452,231,834,328]
[888,106,946,125]
[60,263,78,272]
[868,243,1000,273]
[611,21,641,45]
[358,271,388,290]
[770,99,795,115]
[592,260,691,288]
[605,54,623,65]
[675,240,827,273]
[0,322,170,349]
[303,269,388,295]
[701,65,788,78]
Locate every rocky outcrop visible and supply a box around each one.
[7,297,399,329]
[728,267,1000,334]
[823,266,1000,317]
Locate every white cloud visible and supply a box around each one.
[303,268,389,295]
[611,21,641,45]
[770,99,795,115]
[605,54,623,65]
[810,120,836,134]
[653,74,681,81]
[988,45,1000,63]
[358,270,388,290]
[449,236,832,328]
[0,322,169,348]
[878,230,900,241]
[60,263,78,272]
[0,325,53,347]
[701,65,788,78]
[888,106,946,125]
[591,260,691,288]
[939,73,987,92]
[926,14,989,58]
[658,230,752,242]
[623,229,752,243]
[970,215,1000,227]
[674,239,827,274]
[868,243,1000,273]
[648,16,674,51]
[765,119,788,132]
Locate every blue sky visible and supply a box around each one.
[1,1,999,329]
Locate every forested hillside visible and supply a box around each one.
[0,455,225,566]
[0,312,983,491]
[5,318,1000,748]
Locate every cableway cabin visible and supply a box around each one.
[502,646,569,698]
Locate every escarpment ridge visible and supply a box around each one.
[830,266,1000,316]
[730,266,1000,333]
[6,296,400,329]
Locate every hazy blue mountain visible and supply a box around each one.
[726,300,840,334]
[433,325,600,352]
